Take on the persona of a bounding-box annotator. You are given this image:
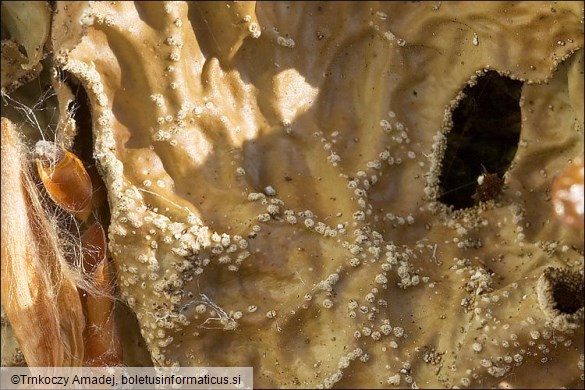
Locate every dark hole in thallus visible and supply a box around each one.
[439,71,523,209]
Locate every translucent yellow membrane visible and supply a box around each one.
[35,140,93,220]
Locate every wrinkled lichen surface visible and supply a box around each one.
[2,1,584,388]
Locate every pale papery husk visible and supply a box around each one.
[1,117,85,368]
[1,1,583,388]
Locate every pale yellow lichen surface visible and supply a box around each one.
[13,1,584,388]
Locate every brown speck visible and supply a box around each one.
[474,171,504,203]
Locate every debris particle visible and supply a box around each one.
[473,32,480,46]
[264,186,277,196]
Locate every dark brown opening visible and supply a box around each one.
[62,72,94,164]
[552,276,584,315]
[439,71,523,209]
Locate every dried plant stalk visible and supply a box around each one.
[82,259,122,366]
[1,117,85,367]
[80,222,122,366]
